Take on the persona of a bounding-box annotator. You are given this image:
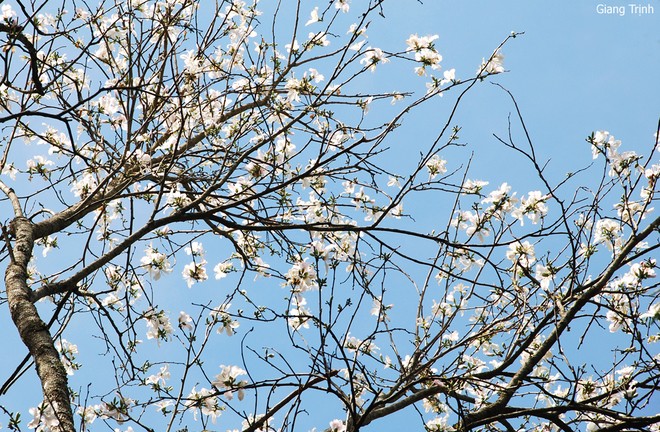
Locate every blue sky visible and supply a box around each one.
[0,0,658,430]
[376,0,658,173]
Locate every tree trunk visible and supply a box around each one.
[5,217,75,431]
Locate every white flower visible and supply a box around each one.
[182,260,208,287]
[310,240,336,261]
[608,150,640,178]
[426,414,450,432]
[590,130,621,160]
[285,39,300,53]
[329,419,347,432]
[145,365,170,387]
[178,311,193,330]
[344,333,378,355]
[462,179,488,194]
[214,261,234,279]
[97,94,120,116]
[185,241,205,257]
[213,365,248,400]
[143,307,173,343]
[406,34,439,52]
[480,49,504,74]
[334,0,350,13]
[288,294,312,330]
[2,4,17,21]
[441,68,456,84]
[210,304,240,336]
[307,31,330,48]
[594,218,622,250]
[165,184,191,210]
[426,155,447,179]
[133,149,151,172]
[606,310,626,333]
[534,264,555,290]
[511,190,549,226]
[71,172,98,198]
[640,303,660,321]
[140,245,173,280]
[387,176,401,188]
[153,400,173,414]
[285,258,317,292]
[305,7,320,26]
[77,405,97,424]
[413,48,442,75]
[2,162,18,180]
[28,402,60,431]
[26,155,54,178]
[184,387,221,423]
[360,47,389,72]
[506,241,536,269]
[55,339,80,376]
[39,235,58,257]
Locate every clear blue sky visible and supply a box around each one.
[377,0,659,177]
[0,0,658,430]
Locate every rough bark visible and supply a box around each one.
[5,217,75,431]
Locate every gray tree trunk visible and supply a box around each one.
[5,217,75,432]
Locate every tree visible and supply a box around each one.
[0,0,658,431]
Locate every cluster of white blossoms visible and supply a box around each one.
[44,394,138,428]
[344,333,379,355]
[426,154,448,179]
[54,339,80,376]
[209,303,240,336]
[182,241,209,288]
[184,386,222,423]
[140,244,173,280]
[360,47,389,72]
[480,49,505,74]
[590,130,643,179]
[288,294,312,330]
[512,191,549,225]
[406,34,442,76]
[1,4,17,21]
[144,365,170,390]
[26,155,54,180]
[27,402,61,432]
[143,307,174,343]
[506,241,536,274]
[328,419,347,432]
[605,258,657,333]
[425,412,452,432]
[284,258,318,292]
[594,218,623,252]
[450,181,552,246]
[213,365,248,401]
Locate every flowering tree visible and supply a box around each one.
[0,0,658,431]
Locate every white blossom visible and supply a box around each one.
[213,365,248,400]
[360,47,389,72]
[426,155,447,179]
[335,0,350,13]
[480,49,504,74]
[140,245,173,280]
[305,7,320,26]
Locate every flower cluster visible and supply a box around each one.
[213,365,248,400]
[143,307,174,343]
[182,242,208,288]
[406,34,442,76]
